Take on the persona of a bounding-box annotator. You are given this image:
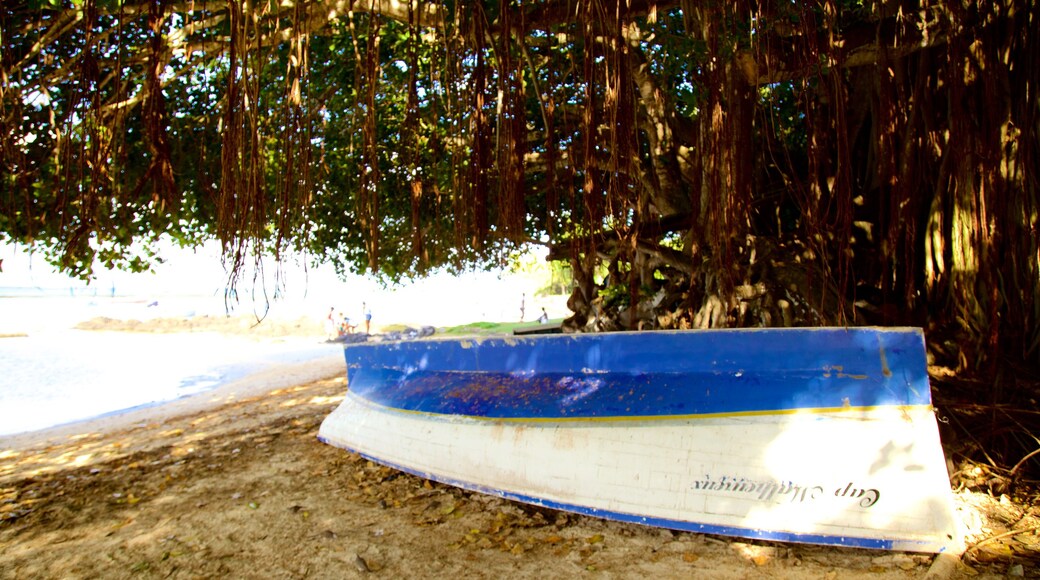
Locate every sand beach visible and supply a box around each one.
[1,316,1037,578]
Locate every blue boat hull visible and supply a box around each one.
[318,328,959,552]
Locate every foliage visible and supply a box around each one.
[1,0,1038,381]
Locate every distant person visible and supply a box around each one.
[520,293,526,322]
[538,308,549,324]
[365,308,372,334]
[325,307,336,340]
[339,312,355,336]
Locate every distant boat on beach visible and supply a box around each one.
[318,327,959,553]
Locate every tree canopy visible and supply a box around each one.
[2,0,1038,376]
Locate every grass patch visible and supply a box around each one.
[378,323,417,334]
[376,319,564,336]
[440,321,528,335]
[439,319,563,336]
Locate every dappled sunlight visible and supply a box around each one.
[308,395,345,406]
[303,392,345,407]
[190,415,220,428]
[0,373,351,576]
[730,405,956,548]
[280,392,345,409]
[68,453,96,468]
[732,542,779,566]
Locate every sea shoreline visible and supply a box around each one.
[0,349,345,458]
[0,318,341,437]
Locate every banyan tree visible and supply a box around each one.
[2,0,1038,378]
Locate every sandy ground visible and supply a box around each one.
[1,317,1038,579]
[73,314,328,338]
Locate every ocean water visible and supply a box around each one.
[0,294,340,437]
[0,245,567,437]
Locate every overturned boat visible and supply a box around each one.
[318,327,958,553]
